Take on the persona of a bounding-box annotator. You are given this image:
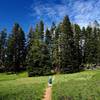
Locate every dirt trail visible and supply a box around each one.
[43,86,52,100]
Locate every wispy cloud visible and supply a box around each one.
[30,0,100,27]
[73,0,100,26]
[30,3,68,24]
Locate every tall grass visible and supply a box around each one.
[0,72,48,100]
[52,70,100,100]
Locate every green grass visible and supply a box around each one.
[0,72,48,100]
[52,70,100,100]
[0,70,100,100]
[0,72,28,81]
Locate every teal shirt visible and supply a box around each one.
[48,77,52,84]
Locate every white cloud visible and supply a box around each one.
[30,0,100,27]
[30,1,69,25]
[73,0,100,27]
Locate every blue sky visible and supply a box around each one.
[0,0,100,33]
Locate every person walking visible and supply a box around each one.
[48,76,52,87]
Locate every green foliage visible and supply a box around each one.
[27,22,51,76]
[60,16,81,73]
[84,26,100,67]
[45,28,52,45]
[1,15,100,75]
[39,20,44,41]
[73,24,82,71]
[0,29,7,72]
[51,23,61,72]
[5,23,26,73]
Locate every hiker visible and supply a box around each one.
[48,76,52,87]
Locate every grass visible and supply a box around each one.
[0,70,100,100]
[52,70,100,100]
[0,72,27,81]
[0,72,48,100]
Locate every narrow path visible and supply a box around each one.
[43,86,52,100]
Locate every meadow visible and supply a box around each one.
[0,70,100,100]
[0,72,48,100]
[52,70,100,100]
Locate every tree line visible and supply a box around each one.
[0,15,100,76]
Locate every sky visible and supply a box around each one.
[0,0,100,33]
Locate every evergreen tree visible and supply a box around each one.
[0,29,7,72]
[27,26,35,51]
[45,28,52,71]
[5,34,14,72]
[84,26,94,67]
[17,27,26,70]
[1,15,100,74]
[50,22,56,70]
[6,23,26,73]
[27,23,51,76]
[97,28,100,65]
[61,16,80,73]
[39,20,44,41]
[73,24,82,70]
[81,27,86,64]
[52,24,61,72]
[45,28,52,45]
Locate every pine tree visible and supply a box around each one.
[81,27,86,64]
[39,20,44,41]
[84,26,94,67]
[52,24,61,72]
[92,27,98,65]
[27,23,51,76]
[27,26,35,52]
[17,27,26,70]
[50,22,56,70]
[0,29,7,72]
[61,15,80,73]
[73,24,82,71]
[45,28,52,45]
[6,23,26,73]
[97,28,100,65]
[45,28,52,72]
[5,34,14,72]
